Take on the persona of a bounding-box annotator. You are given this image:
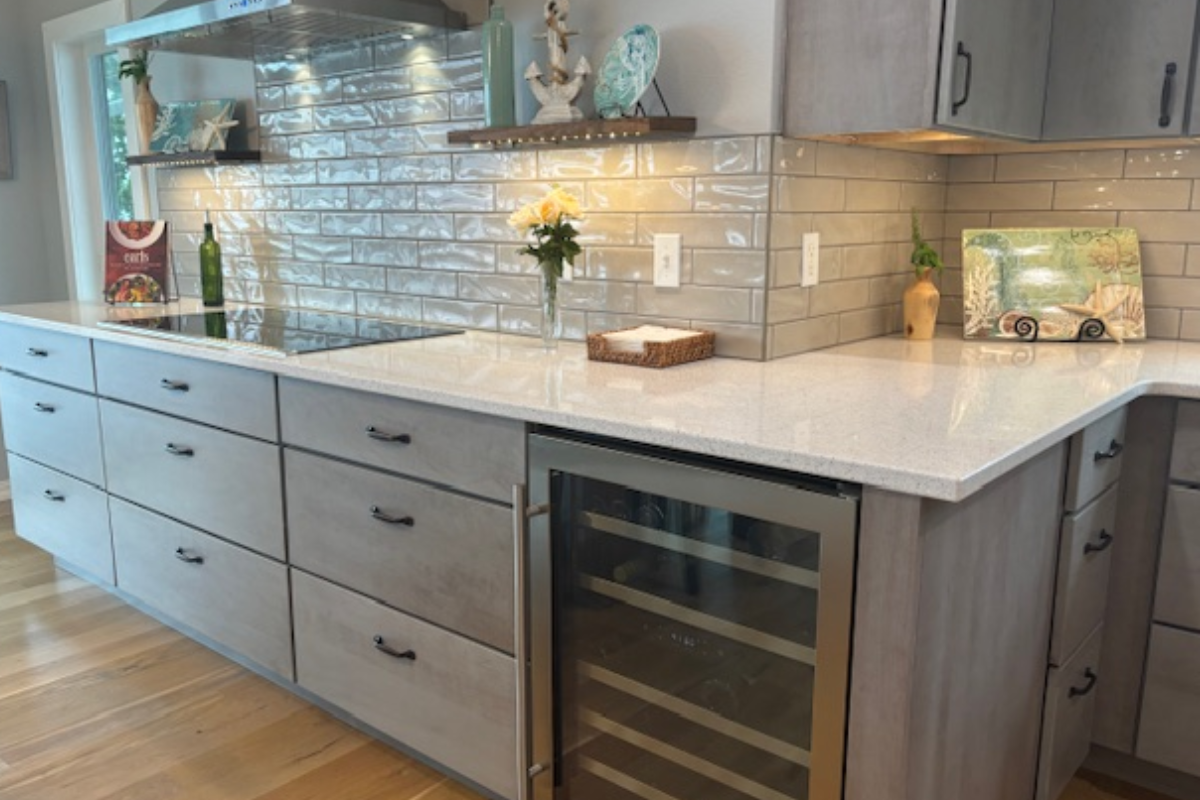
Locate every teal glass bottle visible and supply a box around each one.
[482,5,515,128]
[200,211,224,307]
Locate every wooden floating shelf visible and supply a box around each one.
[446,117,698,147]
[127,150,262,168]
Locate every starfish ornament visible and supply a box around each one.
[199,103,238,151]
[1059,282,1129,343]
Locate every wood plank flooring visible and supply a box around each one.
[0,502,1177,800]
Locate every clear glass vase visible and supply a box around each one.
[540,262,563,349]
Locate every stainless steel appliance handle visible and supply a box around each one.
[517,482,555,800]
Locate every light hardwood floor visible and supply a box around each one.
[0,503,1176,800]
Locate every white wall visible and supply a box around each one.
[505,0,786,136]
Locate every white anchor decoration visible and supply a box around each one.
[526,0,591,125]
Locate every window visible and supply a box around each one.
[92,51,134,221]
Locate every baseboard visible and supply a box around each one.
[1086,746,1200,800]
[0,480,10,503]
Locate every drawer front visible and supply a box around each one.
[1038,625,1103,800]
[1050,483,1118,666]
[9,454,113,583]
[1137,624,1200,777]
[279,378,524,503]
[0,323,94,391]
[287,450,514,652]
[94,341,277,440]
[1171,400,1200,483]
[292,570,518,799]
[110,498,293,679]
[0,372,104,486]
[1153,485,1200,632]
[1064,407,1127,512]
[100,400,285,560]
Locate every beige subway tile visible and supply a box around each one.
[539,146,636,179]
[775,177,846,213]
[812,213,879,246]
[808,279,871,316]
[878,211,939,244]
[1141,244,1187,276]
[945,212,993,242]
[842,244,900,279]
[587,179,694,212]
[839,305,896,343]
[995,151,1125,182]
[495,181,587,211]
[636,285,754,322]
[638,214,756,248]
[1144,277,1200,308]
[1125,148,1200,179]
[939,296,965,327]
[421,298,499,330]
[638,138,758,177]
[695,176,771,212]
[584,247,656,282]
[946,182,1054,212]
[948,155,995,184]
[869,273,911,306]
[767,286,809,324]
[498,305,542,336]
[452,151,538,181]
[769,316,840,358]
[692,250,767,288]
[1181,310,1200,340]
[1187,246,1200,277]
[1120,211,1200,243]
[1053,179,1192,211]
[1147,307,1182,339]
[872,150,947,182]
[458,274,540,305]
[845,181,901,212]
[771,250,802,287]
[768,213,814,249]
[703,322,767,360]
[773,137,817,176]
[575,214,638,246]
[754,214,770,249]
[559,280,639,313]
[815,142,878,178]
[989,211,1119,228]
[901,182,947,214]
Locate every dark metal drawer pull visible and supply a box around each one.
[1069,668,1098,699]
[34,402,56,414]
[365,426,411,444]
[952,42,973,115]
[174,547,204,565]
[160,379,190,393]
[165,443,195,457]
[370,506,414,527]
[1093,440,1123,462]
[1160,62,1178,128]
[1084,529,1114,555]
[26,348,48,358]
[43,490,65,502]
[373,635,416,661]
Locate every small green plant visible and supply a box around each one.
[910,210,944,277]
[118,51,151,84]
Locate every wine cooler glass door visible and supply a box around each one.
[527,434,858,800]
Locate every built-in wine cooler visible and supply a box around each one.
[524,433,859,800]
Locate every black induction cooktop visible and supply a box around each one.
[99,308,463,355]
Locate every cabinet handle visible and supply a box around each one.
[373,635,416,661]
[365,426,411,444]
[952,42,973,116]
[1093,440,1124,462]
[160,379,190,393]
[33,402,56,414]
[165,443,195,457]
[43,490,65,502]
[26,347,48,358]
[1160,62,1178,128]
[174,547,204,565]
[1069,667,1098,699]
[1084,529,1114,555]
[370,506,414,527]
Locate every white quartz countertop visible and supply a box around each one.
[5,300,1200,502]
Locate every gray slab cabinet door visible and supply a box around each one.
[937,0,1053,138]
[1044,0,1196,140]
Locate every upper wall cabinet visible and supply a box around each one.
[1043,0,1197,140]
[784,0,1053,140]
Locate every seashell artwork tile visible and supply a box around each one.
[962,228,1145,343]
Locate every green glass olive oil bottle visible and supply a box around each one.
[200,210,224,307]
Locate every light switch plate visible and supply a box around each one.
[802,232,820,287]
[654,234,682,288]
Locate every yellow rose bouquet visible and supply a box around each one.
[508,186,584,345]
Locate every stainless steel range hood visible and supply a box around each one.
[106,0,469,60]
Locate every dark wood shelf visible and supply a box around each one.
[446,117,697,147]
[127,150,262,168]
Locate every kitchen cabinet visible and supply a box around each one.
[1043,0,1197,140]
[1137,625,1200,776]
[784,0,1052,139]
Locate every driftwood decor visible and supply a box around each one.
[0,82,12,180]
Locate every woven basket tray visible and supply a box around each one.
[587,327,716,369]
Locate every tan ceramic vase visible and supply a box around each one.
[903,269,940,340]
[135,77,160,154]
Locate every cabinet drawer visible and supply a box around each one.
[1136,624,1200,777]
[0,372,104,486]
[292,570,518,799]
[110,498,293,679]
[0,323,94,391]
[1064,408,1126,512]
[94,341,277,440]
[1050,483,1118,666]
[1171,401,1200,484]
[100,400,284,560]
[287,450,514,653]
[9,454,113,583]
[1038,625,1104,800]
[279,377,524,503]
[1153,485,1200,632]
